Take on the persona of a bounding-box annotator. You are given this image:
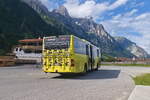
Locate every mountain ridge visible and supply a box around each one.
[114,36,149,58]
[0,0,149,58]
[50,5,150,58]
[21,0,150,58]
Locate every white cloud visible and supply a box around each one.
[64,0,109,19]
[39,0,58,11]
[109,0,128,10]
[39,0,129,19]
[101,10,150,54]
[64,0,129,19]
[130,1,145,8]
[39,0,49,6]
[125,9,138,16]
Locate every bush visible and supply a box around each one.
[101,54,116,62]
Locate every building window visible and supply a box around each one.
[16,48,18,51]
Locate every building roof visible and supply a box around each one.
[19,39,43,43]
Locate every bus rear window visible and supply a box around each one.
[44,36,70,50]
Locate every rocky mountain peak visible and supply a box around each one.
[74,18,114,41]
[114,36,133,44]
[114,36,149,58]
[52,6,110,37]
[53,6,70,17]
[52,6,116,45]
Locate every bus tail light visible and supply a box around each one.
[70,59,75,67]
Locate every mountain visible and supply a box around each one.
[18,0,150,58]
[48,6,137,57]
[53,6,70,17]
[0,0,71,55]
[0,0,149,58]
[21,0,49,15]
[114,37,149,58]
[46,5,150,58]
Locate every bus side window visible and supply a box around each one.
[86,45,89,55]
[74,37,86,55]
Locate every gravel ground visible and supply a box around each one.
[0,65,149,100]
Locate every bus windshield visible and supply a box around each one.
[44,36,70,50]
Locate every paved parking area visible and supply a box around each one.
[0,65,149,100]
[128,85,150,100]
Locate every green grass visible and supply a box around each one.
[133,74,150,86]
[101,63,150,67]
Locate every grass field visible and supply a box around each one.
[101,63,150,67]
[133,74,150,86]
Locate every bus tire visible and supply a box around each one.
[95,64,99,71]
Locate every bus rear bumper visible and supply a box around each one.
[43,66,82,73]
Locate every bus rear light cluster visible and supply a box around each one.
[70,59,75,67]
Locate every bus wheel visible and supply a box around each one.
[95,64,99,71]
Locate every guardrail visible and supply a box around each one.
[101,61,150,65]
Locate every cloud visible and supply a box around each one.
[64,0,109,19]
[63,0,129,19]
[125,9,138,16]
[130,1,145,8]
[39,0,49,6]
[39,0,59,11]
[39,0,129,19]
[101,10,150,54]
[109,0,128,10]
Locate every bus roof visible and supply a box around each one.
[44,35,100,49]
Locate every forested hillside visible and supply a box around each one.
[0,0,70,55]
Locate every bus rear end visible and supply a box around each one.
[42,35,76,73]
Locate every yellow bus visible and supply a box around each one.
[42,35,101,73]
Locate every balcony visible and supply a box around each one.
[21,45,42,50]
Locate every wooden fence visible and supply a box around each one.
[0,56,15,67]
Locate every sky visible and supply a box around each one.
[40,0,150,54]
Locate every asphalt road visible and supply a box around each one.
[0,65,149,100]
